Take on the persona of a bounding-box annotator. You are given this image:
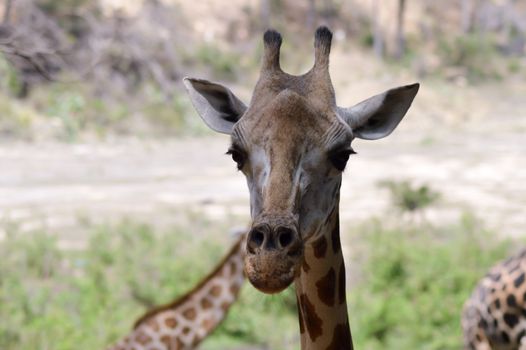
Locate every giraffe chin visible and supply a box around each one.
[244,252,299,294]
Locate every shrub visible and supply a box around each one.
[378,179,440,213]
[0,219,296,350]
[348,213,515,349]
[0,213,517,349]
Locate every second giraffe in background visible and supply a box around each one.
[463,249,526,350]
[107,233,246,350]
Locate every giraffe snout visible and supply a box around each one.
[244,221,303,294]
[246,224,301,255]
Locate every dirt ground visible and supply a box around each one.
[0,115,524,248]
[2,3,525,248]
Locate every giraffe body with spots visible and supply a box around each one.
[463,249,526,350]
[107,234,245,350]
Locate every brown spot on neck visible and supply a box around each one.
[338,261,347,305]
[316,267,336,306]
[297,296,305,334]
[325,322,353,350]
[313,235,328,258]
[210,285,222,297]
[230,283,241,295]
[331,215,341,254]
[164,317,178,329]
[160,335,171,348]
[183,307,197,320]
[201,297,213,309]
[324,206,337,226]
[299,293,323,342]
[302,256,311,273]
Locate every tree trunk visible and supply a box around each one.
[307,0,316,31]
[395,0,406,60]
[461,0,475,33]
[3,0,13,24]
[372,0,384,58]
[260,0,270,30]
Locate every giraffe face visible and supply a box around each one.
[230,90,351,293]
[184,27,419,294]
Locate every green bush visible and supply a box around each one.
[0,220,296,350]
[437,33,503,81]
[0,213,517,349]
[378,179,440,213]
[193,44,239,80]
[348,213,514,350]
[26,82,200,140]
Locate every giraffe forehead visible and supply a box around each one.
[237,89,336,147]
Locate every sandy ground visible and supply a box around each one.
[3,0,525,247]
[0,123,524,248]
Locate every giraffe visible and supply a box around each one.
[107,233,246,350]
[183,26,419,349]
[462,249,526,350]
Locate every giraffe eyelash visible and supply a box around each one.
[329,148,356,171]
[226,146,247,170]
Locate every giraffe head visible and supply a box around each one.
[184,27,419,294]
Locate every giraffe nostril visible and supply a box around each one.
[247,226,267,254]
[277,227,295,248]
[253,231,265,246]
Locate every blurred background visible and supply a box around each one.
[0,0,525,349]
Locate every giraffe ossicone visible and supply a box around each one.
[184,26,419,349]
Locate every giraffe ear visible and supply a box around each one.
[339,83,419,140]
[183,77,247,134]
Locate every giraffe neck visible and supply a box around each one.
[295,208,353,350]
[108,234,246,350]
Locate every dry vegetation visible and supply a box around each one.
[0,0,525,140]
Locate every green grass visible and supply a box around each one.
[348,213,515,349]
[29,82,204,141]
[0,219,297,350]
[436,33,505,82]
[0,54,207,141]
[0,213,518,350]
[378,179,440,213]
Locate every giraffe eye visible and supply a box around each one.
[226,147,246,170]
[329,149,356,171]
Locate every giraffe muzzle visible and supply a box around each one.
[247,224,301,253]
[244,222,303,294]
